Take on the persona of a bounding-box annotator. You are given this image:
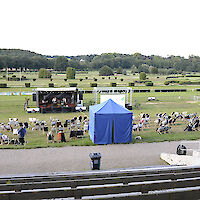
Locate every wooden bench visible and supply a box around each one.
[0,165,200,200]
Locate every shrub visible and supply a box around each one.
[99,65,114,76]
[116,67,123,74]
[139,72,146,80]
[64,78,67,81]
[108,77,111,79]
[128,82,135,86]
[85,76,88,79]
[90,83,97,87]
[66,67,76,79]
[33,78,36,81]
[79,78,83,81]
[123,70,127,75]
[38,68,51,78]
[49,83,54,87]
[94,78,97,81]
[0,83,7,88]
[115,77,117,79]
[69,83,78,87]
[50,78,53,81]
[12,75,16,78]
[164,81,170,85]
[25,83,30,87]
[102,77,105,79]
[110,82,117,87]
[121,78,123,81]
[145,81,153,86]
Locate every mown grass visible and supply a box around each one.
[0,71,200,148]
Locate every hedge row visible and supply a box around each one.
[185,75,200,77]
[0,83,7,88]
[179,81,200,85]
[69,83,78,87]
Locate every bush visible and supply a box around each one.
[12,75,16,78]
[116,67,123,74]
[33,78,36,81]
[94,78,97,81]
[38,68,51,78]
[49,83,54,87]
[66,67,76,79]
[90,83,97,87]
[85,77,88,79]
[102,77,105,79]
[123,70,127,75]
[69,83,78,87]
[108,77,111,79]
[50,78,53,81]
[64,78,67,81]
[121,78,123,81]
[164,81,170,85]
[139,72,146,80]
[110,82,117,87]
[8,77,20,81]
[79,78,83,81]
[115,77,117,79]
[99,65,114,76]
[25,83,30,87]
[145,82,153,86]
[0,83,7,88]
[128,82,135,86]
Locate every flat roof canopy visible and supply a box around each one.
[34,87,77,92]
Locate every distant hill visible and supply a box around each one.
[0,49,44,58]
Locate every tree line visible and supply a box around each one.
[1,49,200,74]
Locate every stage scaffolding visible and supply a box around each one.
[93,87,133,106]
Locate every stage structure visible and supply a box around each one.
[93,87,133,109]
[33,88,86,113]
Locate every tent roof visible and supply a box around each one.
[90,99,132,114]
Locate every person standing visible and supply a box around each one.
[18,123,26,145]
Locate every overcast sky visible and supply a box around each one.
[0,0,199,57]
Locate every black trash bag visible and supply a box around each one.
[177,144,187,155]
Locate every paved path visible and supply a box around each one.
[0,141,183,175]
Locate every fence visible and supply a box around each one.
[1,165,200,200]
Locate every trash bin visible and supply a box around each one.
[177,144,187,155]
[89,153,101,170]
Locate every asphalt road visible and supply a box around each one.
[0,141,183,175]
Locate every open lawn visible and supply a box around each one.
[0,90,200,149]
[0,71,200,149]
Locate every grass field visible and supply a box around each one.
[0,71,200,149]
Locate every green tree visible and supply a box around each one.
[99,65,114,76]
[131,65,138,73]
[138,64,149,73]
[38,68,51,78]
[149,66,158,74]
[54,56,68,71]
[66,67,76,79]
[116,66,123,74]
[139,72,146,80]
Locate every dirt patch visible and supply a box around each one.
[185,101,198,104]
[146,102,158,105]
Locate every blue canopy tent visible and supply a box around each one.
[89,99,133,144]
